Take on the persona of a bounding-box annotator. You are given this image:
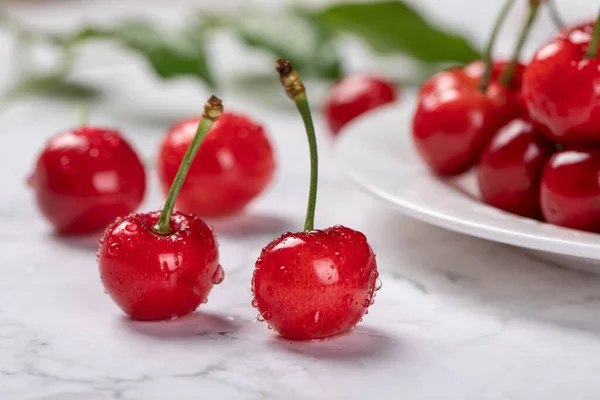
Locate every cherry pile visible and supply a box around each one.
[413,2,600,233]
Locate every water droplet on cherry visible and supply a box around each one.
[375,278,382,291]
[361,298,370,307]
[107,243,120,256]
[251,298,259,308]
[89,148,99,157]
[125,223,138,233]
[202,297,208,304]
[257,313,264,322]
[343,295,353,307]
[212,265,225,284]
[263,311,272,321]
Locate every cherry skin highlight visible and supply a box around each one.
[540,149,600,232]
[252,226,379,340]
[523,23,600,144]
[29,126,146,235]
[412,80,518,176]
[324,74,397,135]
[98,211,222,320]
[158,112,275,217]
[477,118,555,219]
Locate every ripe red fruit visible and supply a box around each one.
[252,226,379,340]
[29,126,146,235]
[158,112,275,218]
[523,22,600,144]
[251,59,380,340]
[477,118,555,219]
[98,211,222,320]
[98,96,225,321]
[540,149,600,232]
[324,74,397,135]
[412,80,517,176]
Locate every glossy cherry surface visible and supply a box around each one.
[29,126,146,235]
[540,149,600,232]
[98,211,222,320]
[523,24,600,144]
[252,225,379,340]
[412,81,517,176]
[158,112,275,217]
[478,118,555,219]
[324,74,397,135]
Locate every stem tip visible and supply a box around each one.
[203,95,224,121]
[275,58,305,100]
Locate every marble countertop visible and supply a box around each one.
[3,1,600,399]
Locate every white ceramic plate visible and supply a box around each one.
[332,96,600,265]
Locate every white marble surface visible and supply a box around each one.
[3,1,600,399]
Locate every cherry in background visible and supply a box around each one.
[29,123,146,235]
[98,96,225,321]
[412,0,539,176]
[477,118,555,219]
[324,74,397,136]
[252,59,380,341]
[540,149,600,232]
[158,112,275,218]
[523,10,600,145]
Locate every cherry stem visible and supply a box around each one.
[153,96,223,235]
[275,58,318,232]
[499,1,541,87]
[585,8,600,59]
[77,101,88,127]
[479,0,516,92]
[547,0,564,29]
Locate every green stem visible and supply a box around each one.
[295,94,318,232]
[586,8,600,59]
[499,1,541,87]
[547,0,565,29]
[77,101,88,126]
[153,96,223,235]
[479,0,516,92]
[275,59,318,232]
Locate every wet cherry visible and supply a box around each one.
[29,126,146,235]
[158,112,275,218]
[477,118,555,219]
[412,0,539,176]
[98,96,225,321]
[252,59,380,341]
[523,11,600,144]
[324,74,397,136]
[540,149,600,232]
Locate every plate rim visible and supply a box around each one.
[332,102,600,261]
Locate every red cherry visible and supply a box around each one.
[412,82,516,176]
[158,112,275,217]
[99,96,225,321]
[540,149,600,232]
[523,23,600,144]
[477,118,555,219]
[324,74,397,135]
[252,226,379,340]
[252,59,380,340]
[98,211,221,320]
[419,60,526,100]
[29,126,146,235]
[413,0,542,177]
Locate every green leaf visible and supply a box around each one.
[1,73,99,104]
[316,1,480,64]
[233,11,343,79]
[64,21,215,87]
